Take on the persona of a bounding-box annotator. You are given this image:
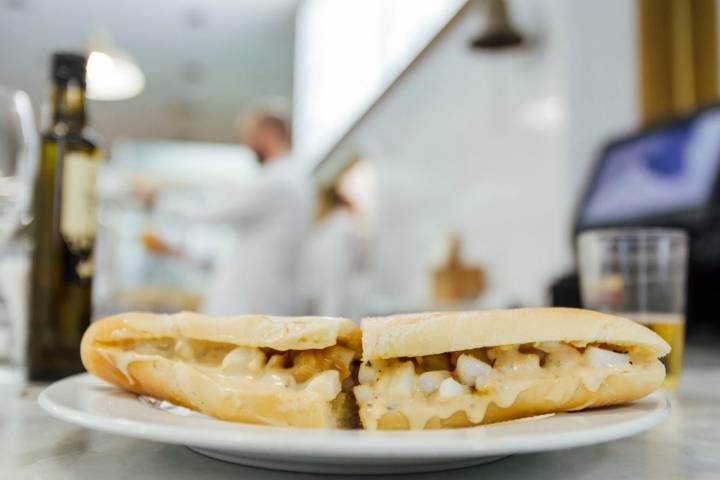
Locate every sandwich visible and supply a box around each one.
[354,308,670,430]
[81,312,362,428]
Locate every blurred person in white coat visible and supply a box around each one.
[199,110,313,315]
[304,185,370,319]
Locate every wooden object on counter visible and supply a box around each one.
[433,236,486,304]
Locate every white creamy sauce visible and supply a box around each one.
[355,343,654,430]
[544,377,580,403]
[174,337,195,360]
[96,343,342,399]
[493,379,535,408]
[98,350,160,384]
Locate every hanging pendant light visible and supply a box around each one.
[85,31,145,101]
[470,0,524,50]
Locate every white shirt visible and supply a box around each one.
[303,209,370,319]
[177,156,313,315]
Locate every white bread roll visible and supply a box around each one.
[356,308,670,430]
[81,312,361,428]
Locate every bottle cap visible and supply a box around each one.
[52,52,86,86]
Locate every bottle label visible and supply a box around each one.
[60,152,98,259]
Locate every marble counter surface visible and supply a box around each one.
[2,345,719,480]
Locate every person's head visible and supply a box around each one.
[316,185,353,222]
[238,110,291,164]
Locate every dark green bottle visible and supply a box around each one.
[27,53,103,381]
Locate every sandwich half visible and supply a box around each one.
[81,312,362,428]
[354,308,670,430]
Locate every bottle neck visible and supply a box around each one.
[50,80,86,132]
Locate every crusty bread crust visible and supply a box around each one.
[84,311,361,351]
[81,312,361,428]
[119,357,346,428]
[370,360,666,430]
[361,308,671,360]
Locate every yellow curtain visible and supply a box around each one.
[637,0,718,125]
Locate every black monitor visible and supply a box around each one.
[576,105,720,232]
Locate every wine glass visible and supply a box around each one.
[0,86,37,239]
[0,86,37,381]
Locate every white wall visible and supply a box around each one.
[561,0,638,199]
[297,0,638,310]
[293,0,464,166]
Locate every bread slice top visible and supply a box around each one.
[361,307,671,360]
[84,311,361,352]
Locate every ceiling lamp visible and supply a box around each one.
[470,0,524,50]
[85,32,145,101]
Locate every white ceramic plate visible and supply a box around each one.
[39,374,670,474]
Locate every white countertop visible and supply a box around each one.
[2,346,719,480]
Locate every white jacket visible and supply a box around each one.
[303,209,370,319]
[180,157,312,315]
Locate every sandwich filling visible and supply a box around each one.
[354,341,662,430]
[96,337,358,402]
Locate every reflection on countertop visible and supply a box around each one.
[2,344,719,480]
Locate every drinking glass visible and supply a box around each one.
[0,86,37,382]
[0,87,37,239]
[577,228,688,389]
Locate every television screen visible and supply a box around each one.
[580,108,720,227]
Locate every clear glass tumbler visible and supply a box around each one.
[577,228,688,389]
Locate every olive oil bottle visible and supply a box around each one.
[27,53,102,380]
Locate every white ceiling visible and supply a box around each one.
[0,0,297,143]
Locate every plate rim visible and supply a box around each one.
[38,373,671,459]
